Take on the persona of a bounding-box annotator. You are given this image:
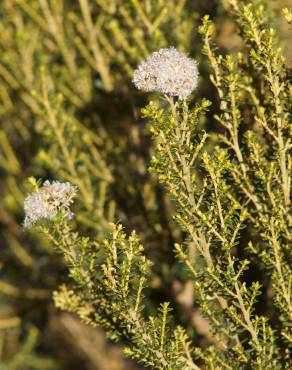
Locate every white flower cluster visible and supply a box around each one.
[133,47,199,100]
[23,180,78,228]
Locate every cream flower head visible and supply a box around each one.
[133,47,199,100]
[23,180,78,228]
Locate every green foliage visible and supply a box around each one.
[45,220,199,369]
[0,0,291,369]
[0,326,56,370]
[0,1,197,366]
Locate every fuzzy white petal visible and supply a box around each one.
[133,47,199,100]
[23,180,78,228]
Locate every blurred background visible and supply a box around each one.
[0,1,291,369]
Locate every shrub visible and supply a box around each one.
[1,0,291,369]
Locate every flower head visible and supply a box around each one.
[133,47,199,100]
[23,180,78,228]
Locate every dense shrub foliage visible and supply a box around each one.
[0,1,291,369]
